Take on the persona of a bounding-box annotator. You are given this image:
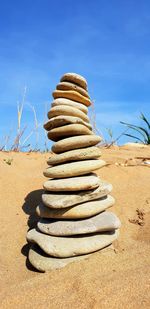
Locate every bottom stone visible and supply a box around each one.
[28,244,91,272]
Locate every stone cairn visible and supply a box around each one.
[27,73,121,272]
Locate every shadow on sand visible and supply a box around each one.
[21,189,43,272]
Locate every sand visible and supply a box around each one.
[0,146,150,309]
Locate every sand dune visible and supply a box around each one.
[0,146,150,308]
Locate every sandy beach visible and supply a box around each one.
[0,145,150,309]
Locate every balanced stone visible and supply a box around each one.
[44,115,92,131]
[51,98,88,114]
[38,211,121,236]
[43,159,106,178]
[43,173,100,192]
[60,73,88,90]
[52,135,102,154]
[52,90,91,107]
[42,182,112,209]
[56,82,89,98]
[47,146,101,165]
[27,228,119,257]
[29,244,91,272]
[47,124,93,141]
[48,105,89,123]
[36,195,115,219]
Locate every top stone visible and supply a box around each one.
[60,73,88,90]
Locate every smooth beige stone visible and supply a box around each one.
[36,195,115,219]
[44,115,92,131]
[38,211,121,236]
[47,124,93,142]
[52,135,102,154]
[56,82,89,98]
[28,244,91,272]
[27,228,119,257]
[51,98,88,114]
[47,147,101,165]
[42,182,112,209]
[43,159,106,178]
[48,105,89,123]
[60,73,88,90]
[52,90,91,107]
[43,173,100,192]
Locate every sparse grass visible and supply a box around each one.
[120,113,150,145]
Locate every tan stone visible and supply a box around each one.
[27,228,119,257]
[60,72,88,90]
[47,124,93,141]
[38,211,121,236]
[36,195,115,219]
[51,98,88,114]
[47,146,101,165]
[28,244,91,272]
[52,135,102,154]
[43,173,100,192]
[56,82,89,98]
[43,159,106,178]
[42,182,112,209]
[44,115,92,131]
[48,105,89,123]
[52,90,91,107]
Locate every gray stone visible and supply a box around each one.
[47,124,93,141]
[36,195,115,219]
[27,228,119,257]
[37,211,121,236]
[48,105,90,123]
[44,115,92,131]
[52,135,102,154]
[42,182,112,209]
[43,173,100,192]
[47,146,101,165]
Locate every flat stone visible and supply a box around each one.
[60,72,88,90]
[52,90,91,107]
[42,182,112,209]
[52,135,102,154]
[27,228,119,257]
[51,98,88,114]
[38,211,121,236]
[44,115,92,131]
[36,195,115,219]
[28,244,91,272]
[56,82,89,98]
[48,105,89,123]
[47,146,101,165]
[47,124,93,141]
[43,173,100,192]
[43,159,106,178]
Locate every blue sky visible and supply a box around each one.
[0,0,150,150]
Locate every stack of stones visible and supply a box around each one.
[27,73,121,272]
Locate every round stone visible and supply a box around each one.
[47,124,93,141]
[28,244,90,272]
[43,159,106,178]
[48,105,89,123]
[27,228,119,257]
[42,182,112,209]
[47,146,101,165]
[43,173,100,192]
[56,82,89,98]
[51,98,88,114]
[38,211,121,236]
[44,115,92,131]
[60,73,88,90]
[36,195,115,219]
[52,135,102,154]
[52,90,91,107]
